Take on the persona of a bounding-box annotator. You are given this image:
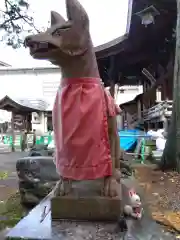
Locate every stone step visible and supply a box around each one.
[51,179,122,221]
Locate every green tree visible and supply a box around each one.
[0,0,39,48]
[161,0,180,172]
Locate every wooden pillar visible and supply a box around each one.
[163,117,168,132]
[137,99,141,120]
[155,121,159,130]
[161,79,169,101]
[165,79,169,100]
[156,86,162,102]
[109,82,115,98]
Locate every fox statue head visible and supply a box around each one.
[24,0,99,78]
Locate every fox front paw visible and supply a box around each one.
[102,176,121,198]
[53,178,72,196]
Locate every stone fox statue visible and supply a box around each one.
[24,0,121,197]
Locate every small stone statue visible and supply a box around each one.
[124,189,143,219]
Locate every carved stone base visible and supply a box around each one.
[51,179,122,221]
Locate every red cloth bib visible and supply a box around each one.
[52,78,116,180]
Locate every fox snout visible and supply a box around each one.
[24,35,48,48]
[24,35,32,48]
[24,34,53,58]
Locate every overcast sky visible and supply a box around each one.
[0,0,129,67]
[0,0,130,101]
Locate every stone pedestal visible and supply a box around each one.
[51,179,122,221]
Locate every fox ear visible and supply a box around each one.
[66,0,89,28]
[51,11,66,26]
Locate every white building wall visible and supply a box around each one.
[114,85,143,105]
[0,67,61,126]
[0,67,61,100]
[0,110,11,123]
[42,77,61,110]
[42,78,60,97]
[0,73,42,99]
[31,112,48,134]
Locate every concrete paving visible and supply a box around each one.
[0,152,27,200]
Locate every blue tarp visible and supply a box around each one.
[118,129,145,151]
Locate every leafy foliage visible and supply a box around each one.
[0,0,39,48]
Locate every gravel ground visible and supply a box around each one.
[134,164,180,212]
[52,221,122,239]
[134,164,180,234]
[51,217,175,239]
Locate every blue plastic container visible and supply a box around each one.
[118,129,144,151]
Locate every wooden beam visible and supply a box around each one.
[117,52,155,67]
[141,63,173,103]
[142,68,156,85]
[96,37,129,60]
